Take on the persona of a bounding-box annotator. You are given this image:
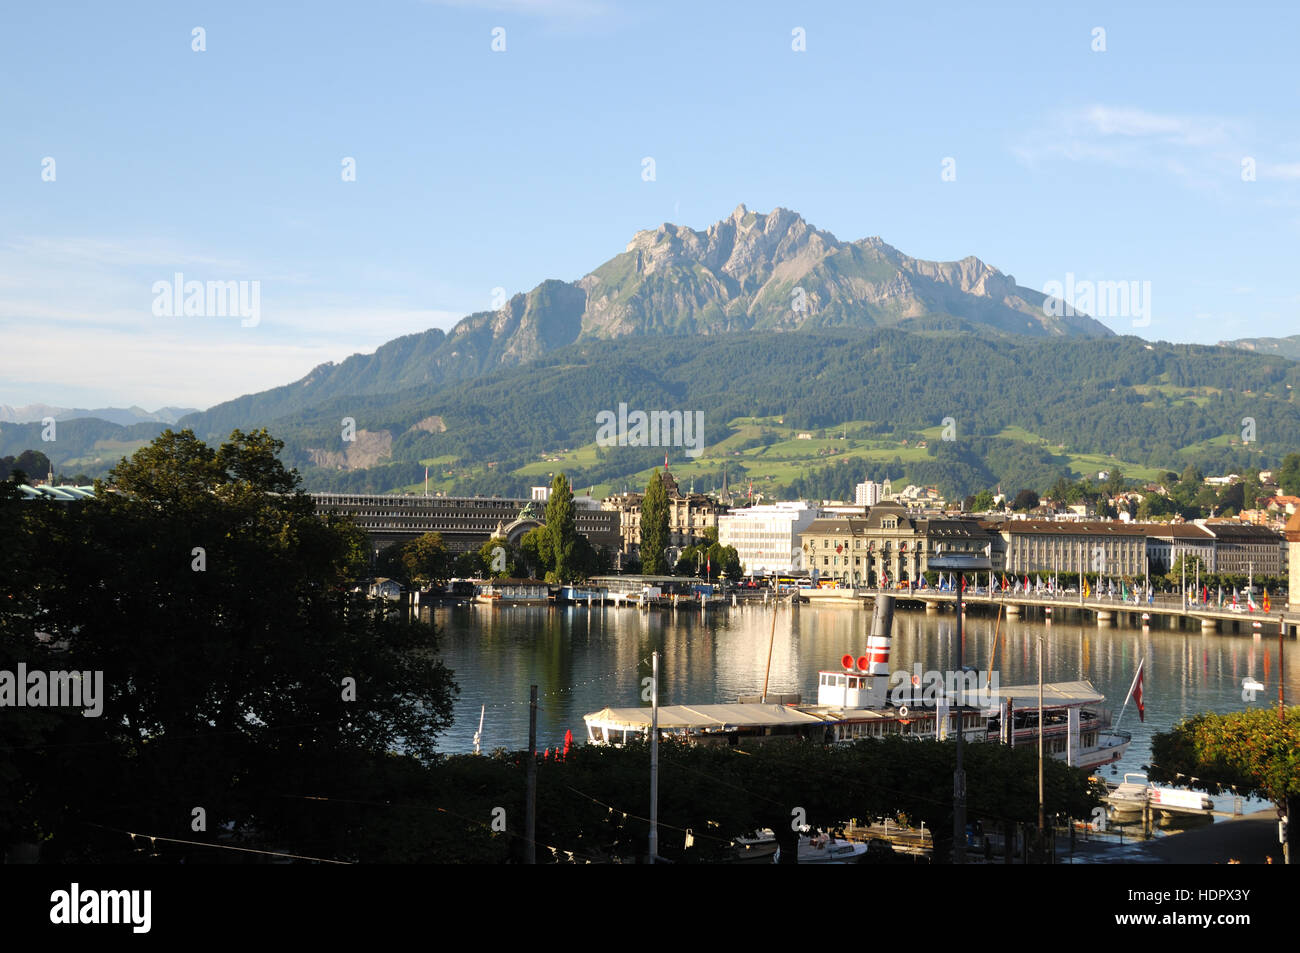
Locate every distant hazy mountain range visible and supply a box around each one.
[1220,334,1300,362]
[0,404,199,427]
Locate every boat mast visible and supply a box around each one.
[473,704,485,755]
[761,600,778,703]
[987,603,1004,690]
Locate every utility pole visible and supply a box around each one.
[1281,620,1291,865]
[526,685,537,864]
[649,651,659,864]
[927,549,990,864]
[954,571,966,864]
[1037,634,1045,848]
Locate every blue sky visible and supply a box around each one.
[2,0,1298,410]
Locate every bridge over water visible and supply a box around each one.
[801,586,1300,637]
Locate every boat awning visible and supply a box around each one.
[994,680,1105,709]
[584,703,832,731]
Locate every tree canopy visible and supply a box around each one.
[1150,708,1300,815]
[0,428,458,861]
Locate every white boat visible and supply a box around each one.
[1107,772,1153,815]
[791,831,868,864]
[986,681,1132,770]
[1105,772,1214,817]
[730,828,870,864]
[731,829,779,864]
[584,638,1130,770]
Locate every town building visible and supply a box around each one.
[854,481,883,507]
[1199,522,1287,577]
[1287,511,1300,611]
[717,501,820,575]
[996,519,1285,579]
[797,503,992,586]
[999,521,1149,577]
[1142,524,1216,576]
[309,492,621,554]
[600,466,723,561]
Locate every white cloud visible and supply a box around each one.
[1078,105,1234,148]
[1012,105,1249,192]
[2,236,243,271]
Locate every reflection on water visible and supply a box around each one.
[430,602,1295,809]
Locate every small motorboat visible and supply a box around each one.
[792,828,868,864]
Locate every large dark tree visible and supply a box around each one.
[639,469,670,575]
[0,428,458,861]
[543,473,578,583]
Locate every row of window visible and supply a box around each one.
[809,539,923,551]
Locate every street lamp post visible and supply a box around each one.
[926,548,991,865]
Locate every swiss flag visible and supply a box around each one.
[1130,659,1145,722]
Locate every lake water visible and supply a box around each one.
[429,601,1295,812]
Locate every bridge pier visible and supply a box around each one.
[925,602,938,614]
[1201,617,1218,632]
[1005,603,1021,618]
[1096,609,1113,626]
